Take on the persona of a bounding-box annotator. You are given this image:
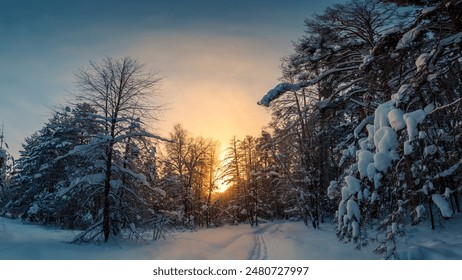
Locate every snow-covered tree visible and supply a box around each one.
[260,0,462,257]
[3,104,96,224]
[0,147,7,194]
[260,0,405,231]
[221,136,246,224]
[68,56,167,242]
[159,124,221,228]
[202,139,222,228]
[0,126,13,205]
[221,133,283,226]
[367,0,462,257]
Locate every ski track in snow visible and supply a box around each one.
[249,224,270,260]
[252,234,268,260]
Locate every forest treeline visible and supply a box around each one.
[1,0,461,258]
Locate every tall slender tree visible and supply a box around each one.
[72,56,166,242]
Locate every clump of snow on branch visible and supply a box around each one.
[258,83,304,107]
[431,194,453,218]
[416,53,429,72]
[358,151,374,179]
[388,109,406,131]
[396,27,422,50]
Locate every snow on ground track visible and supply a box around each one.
[19,217,462,260]
[0,218,379,259]
[248,223,271,260]
[251,234,268,260]
[259,222,378,259]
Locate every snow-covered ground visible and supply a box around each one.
[0,216,461,260]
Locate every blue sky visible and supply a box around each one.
[0,0,343,157]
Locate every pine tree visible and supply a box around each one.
[4,105,95,224]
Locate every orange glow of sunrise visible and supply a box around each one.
[215,149,231,193]
[131,34,280,195]
[216,178,229,193]
[130,34,276,153]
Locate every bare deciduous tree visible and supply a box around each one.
[73,56,165,242]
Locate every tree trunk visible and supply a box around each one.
[255,184,258,226]
[103,118,116,242]
[428,195,435,230]
[103,144,113,242]
[206,186,212,228]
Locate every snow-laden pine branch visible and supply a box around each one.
[428,97,462,116]
[258,65,359,107]
[434,158,462,179]
[114,130,173,143]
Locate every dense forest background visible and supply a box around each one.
[1,0,461,259]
